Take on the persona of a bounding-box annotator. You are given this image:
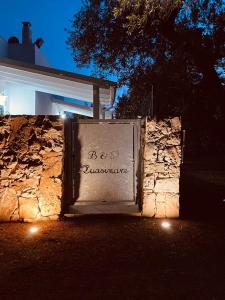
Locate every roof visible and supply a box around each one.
[0,59,117,105]
[0,59,117,89]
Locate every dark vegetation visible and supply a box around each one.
[67,0,224,160]
[68,0,224,121]
[68,1,225,218]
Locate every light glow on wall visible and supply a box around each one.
[0,94,7,105]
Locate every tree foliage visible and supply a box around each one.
[68,0,225,121]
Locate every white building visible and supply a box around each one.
[0,22,116,118]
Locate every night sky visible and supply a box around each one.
[0,0,126,98]
[0,0,100,76]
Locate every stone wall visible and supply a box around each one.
[142,117,181,218]
[0,116,63,222]
[0,115,181,221]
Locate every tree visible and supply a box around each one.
[68,0,225,120]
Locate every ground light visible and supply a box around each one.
[29,226,39,234]
[161,221,171,229]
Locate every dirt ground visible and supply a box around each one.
[0,216,225,300]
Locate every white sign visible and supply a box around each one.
[74,123,134,203]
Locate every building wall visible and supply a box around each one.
[0,36,8,59]
[1,40,50,67]
[8,44,50,67]
[7,83,36,114]
[35,46,51,67]
[35,91,54,115]
[0,116,63,222]
[8,44,35,64]
[0,79,93,117]
[142,117,181,218]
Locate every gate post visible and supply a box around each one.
[142,117,181,218]
[93,85,100,119]
[62,118,73,213]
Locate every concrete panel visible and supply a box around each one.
[73,122,135,203]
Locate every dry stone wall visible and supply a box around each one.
[0,116,63,222]
[142,117,181,218]
[0,115,181,221]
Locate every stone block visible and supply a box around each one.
[10,208,20,221]
[144,164,154,174]
[155,163,166,173]
[43,156,62,178]
[170,117,181,132]
[43,128,63,142]
[49,215,60,221]
[155,193,179,218]
[1,169,12,179]
[19,197,39,220]
[142,193,156,217]
[39,176,61,217]
[163,146,181,165]
[167,164,181,176]
[154,178,179,193]
[166,133,180,146]
[143,175,155,190]
[147,119,156,132]
[144,143,158,162]
[38,195,61,217]
[12,177,39,193]
[155,194,166,218]
[0,179,10,187]
[157,172,170,179]
[165,193,179,218]
[155,192,167,203]
[0,188,18,221]
[157,149,164,162]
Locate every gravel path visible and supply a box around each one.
[0,216,225,300]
